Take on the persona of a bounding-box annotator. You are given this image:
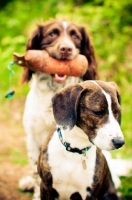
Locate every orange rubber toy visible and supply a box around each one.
[13,50,88,77]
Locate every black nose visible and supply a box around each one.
[112,138,125,149]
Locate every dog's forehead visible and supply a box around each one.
[79,81,107,106]
[79,81,120,114]
[61,21,80,30]
[43,20,82,35]
[51,20,79,28]
[79,80,120,109]
[80,81,118,96]
[43,21,63,32]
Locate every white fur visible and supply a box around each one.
[48,126,96,199]
[62,21,69,29]
[62,22,73,47]
[90,81,124,150]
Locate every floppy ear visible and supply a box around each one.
[109,81,121,104]
[79,27,98,80]
[21,25,44,83]
[109,82,121,124]
[117,91,121,125]
[52,84,83,130]
[26,25,44,50]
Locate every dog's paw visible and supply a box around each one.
[32,196,40,200]
[32,194,40,200]
[19,175,35,191]
[32,186,40,200]
[32,178,41,200]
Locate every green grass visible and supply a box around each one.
[8,148,28,166]
[17,188,33,197]
[118,172,132,199]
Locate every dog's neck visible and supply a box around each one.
[57,126,93,151]
[32,72,81,92]
[57,127,91,155]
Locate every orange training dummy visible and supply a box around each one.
[13,50,88,77]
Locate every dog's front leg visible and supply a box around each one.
[85,196,97,200]
[40,181,59,200]
[99,193,120,200]
[40,181,52,200]
[38,143,59,200]
[39,167,58,200]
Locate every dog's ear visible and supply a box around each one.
[109,82,121,124]
[26,25,44,50]
[79,27,98,80]
[52,84,83,130]
[117,91,121,125]
[21,25,44,83]
[109,81,121,104]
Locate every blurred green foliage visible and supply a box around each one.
[0,0,132,197]
[118,172,132,199]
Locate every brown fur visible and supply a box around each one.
[38,131,57,200]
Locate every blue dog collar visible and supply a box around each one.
[57,128,91,155]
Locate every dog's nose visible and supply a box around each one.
[112,137,125,149]
[60,45,72,56]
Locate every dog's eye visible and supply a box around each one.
[73,34,79,39]
[49,31,55,36]
[92,111,104,118]
[70,30,80,40]
[49,29,59,37]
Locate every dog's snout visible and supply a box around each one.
[112,137,125,149]
[60,44,73,56]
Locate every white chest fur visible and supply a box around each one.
[48,127,97,200]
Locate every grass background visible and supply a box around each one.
[0,0,132,198]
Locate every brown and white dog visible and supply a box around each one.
[38,80,125,200]
[19,19,97,200]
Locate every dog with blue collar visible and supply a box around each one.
[38,80,124,200]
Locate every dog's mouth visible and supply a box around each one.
[50,54,73,83]
[51,74,67,83]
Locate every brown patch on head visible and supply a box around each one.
[21,19,97,83]
[52,80,121,142]
[96,81,121,124]
[76,82,109,141]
